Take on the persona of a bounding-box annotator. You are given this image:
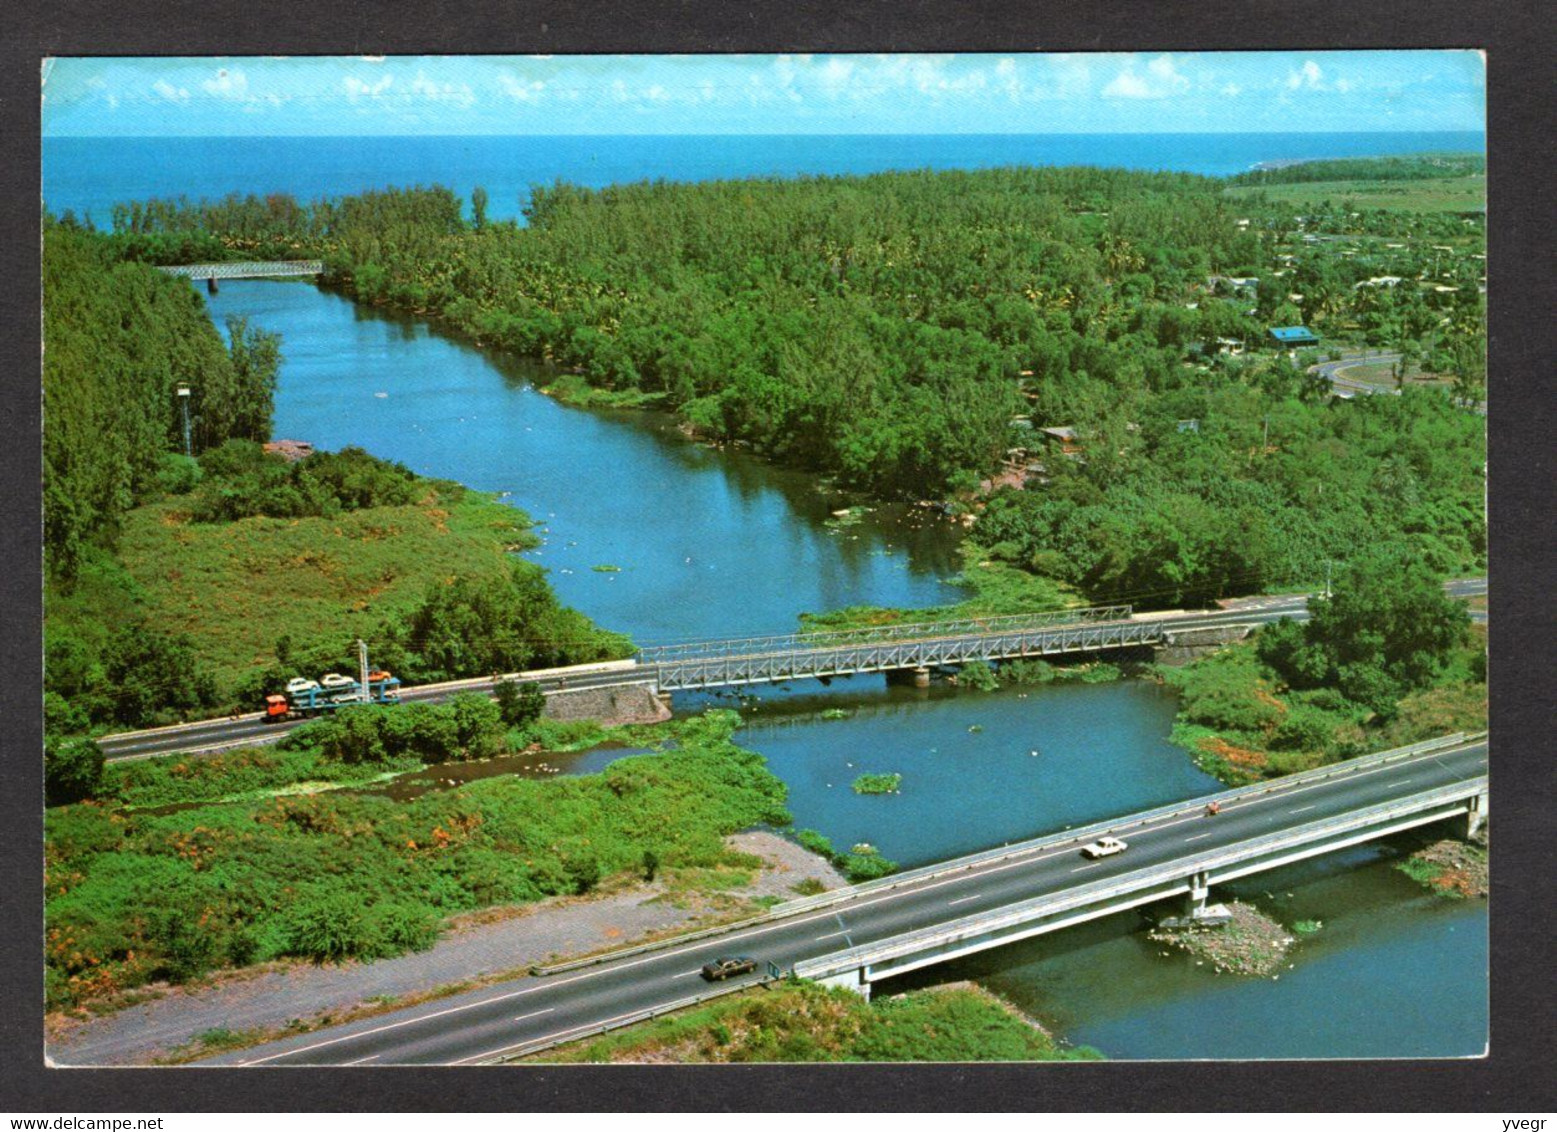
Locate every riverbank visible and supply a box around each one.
[47,829,843,1066]
[533,979,1100,1064]
[1399,834,1489,899]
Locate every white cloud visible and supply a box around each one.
[499,73,545,101]
[343,75,393,101]
[1103,72,1153,99]
[201,68,249,100]
[151,79,189,103]
[1288,59,1324,90]
[1103,54,1190,99]
[410,73,475,107]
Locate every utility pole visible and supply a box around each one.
[1263,414,1270,451]
[357,638,370,703]
[176,383,192,458]
[1324,560,1332,600]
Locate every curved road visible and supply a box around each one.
[189,736,1486,1067]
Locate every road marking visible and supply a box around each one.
[1184,832,1215,842]
[1289,805,1318,814]
[671,969,703,979]
[1071,862,1102,872]
[814,930,850,941]
[344,1054,380,1066]
[514,1008,555,1022]
[947,893,984,906]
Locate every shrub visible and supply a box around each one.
[45,738,104,807]
[957,661,999,692]
[851,773,902,795]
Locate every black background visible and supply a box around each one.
[4,0,1552,1112]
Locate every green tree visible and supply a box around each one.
[44,737,104,806]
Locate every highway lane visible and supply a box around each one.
[100,578,1485,761]
[201,738,1485,1066]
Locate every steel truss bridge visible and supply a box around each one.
[158,260,323,281]
[638,604,1190,691]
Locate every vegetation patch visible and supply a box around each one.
[1162,556,1483,785]
[1398,838,1487,899]
[537,981,1101,1063]
[850,773,902,796]
[793,829,897,884]
[44,710,788,1012]
[1147,901,1297,977]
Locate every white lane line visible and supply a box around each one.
[1071,862,1102,872]
[814,930,849,941]
[514,1008,555,1022]
[344,1054,380,1066]
[1289,805,1318,814]
[947,893,984,906]
[671,970,703,979]
[1184,832,1215,842]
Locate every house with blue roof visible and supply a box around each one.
[1268,326,1320,348]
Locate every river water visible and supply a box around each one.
[200,277,1486,1060]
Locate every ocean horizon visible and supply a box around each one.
[44,130,1485,226]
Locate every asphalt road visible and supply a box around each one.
[99,578,1486,761]
[203,737,1486,1067]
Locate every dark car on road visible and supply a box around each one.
[700,956,758,981]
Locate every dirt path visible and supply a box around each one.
[47,832,842,1067]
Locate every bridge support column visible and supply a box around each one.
[206,276,218,294]
[912,666,931,689]
[1185,870,1210,919]
[1462,790,1489,840]
[815,967,870,1000]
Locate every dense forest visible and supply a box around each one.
[1226,153,1484,186]
[42,218,282,580]
[96,160,1485,608]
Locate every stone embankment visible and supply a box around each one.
[544,682,672,726]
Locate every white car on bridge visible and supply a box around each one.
[1080,836,1128,859]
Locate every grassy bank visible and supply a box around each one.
[1161,624,1486,786]
[798,545,1079,636]
[536,981,1101,1063]
[1223,175,1486,213]
[113,482,531,690]
[45,711,787,1012]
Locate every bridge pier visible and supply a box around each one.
[1186,870,1211,919]
[206,276,218,295]
[1462,790,1489,840]
[815,967,871,1000]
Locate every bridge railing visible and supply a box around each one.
[794,775,1486,981]
[636,605,1131,664]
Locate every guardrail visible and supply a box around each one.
[531,732,1480,977]
[794,776,1486,981]
[480,978,778,1064]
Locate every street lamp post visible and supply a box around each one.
[176,383,192,458]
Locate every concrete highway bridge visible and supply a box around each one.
[95,578,1487,761]
[190,732,1485,1066]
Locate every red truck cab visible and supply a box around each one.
[265,694,290,721]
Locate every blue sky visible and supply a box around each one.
[42,52,1485,137]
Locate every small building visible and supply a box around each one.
[1038,426,1085,458]
[263,439,315,462]
[1268,326,1319,349]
